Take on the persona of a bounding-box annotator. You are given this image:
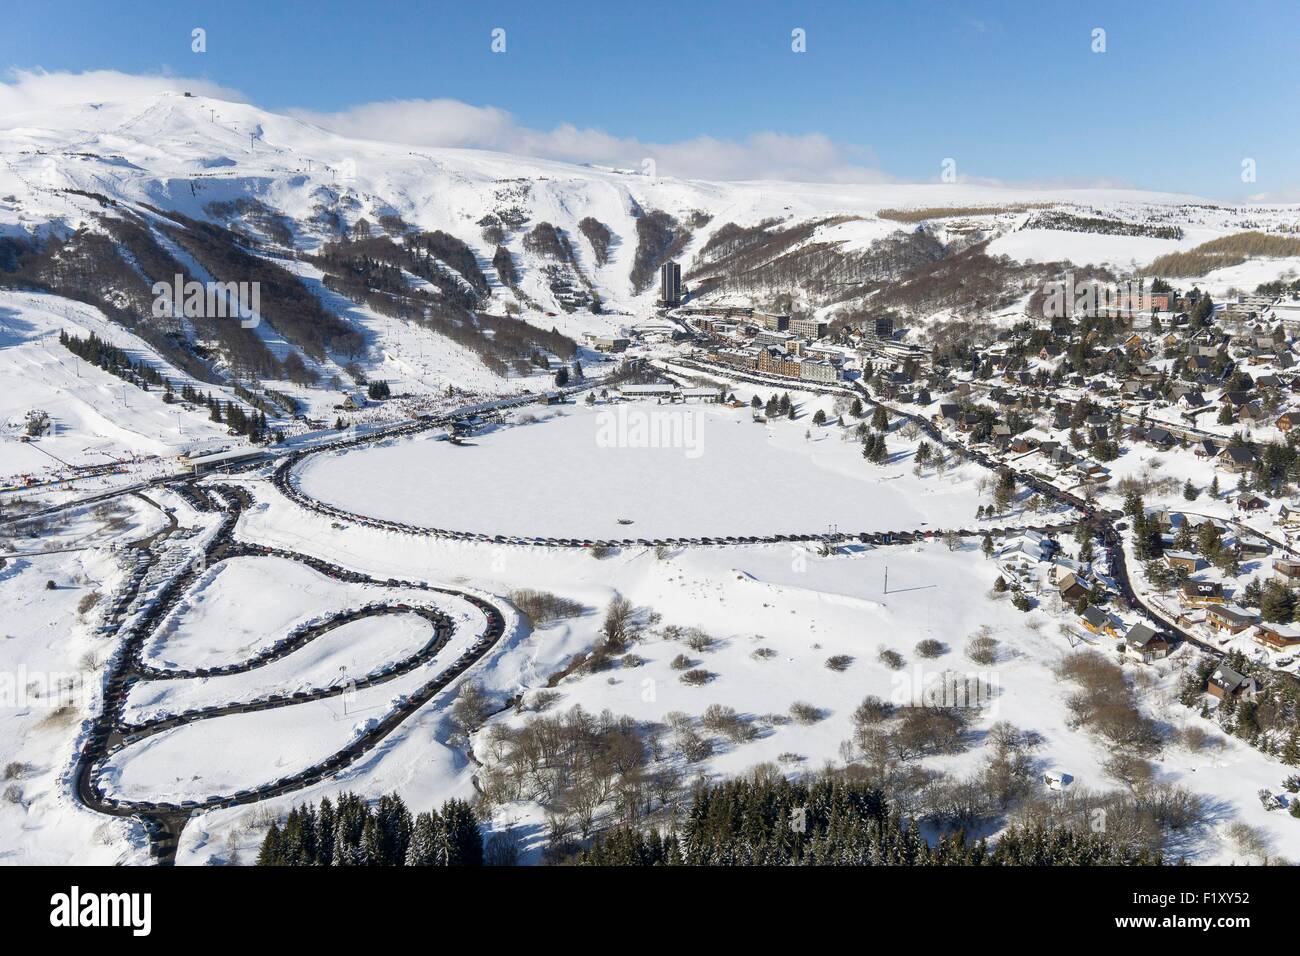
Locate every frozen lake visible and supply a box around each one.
[295,402,988,538]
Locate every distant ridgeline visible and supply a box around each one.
[578,778,1164,866]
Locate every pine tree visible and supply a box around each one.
[406,811,441,865]
[1283,729,1300,768]
[437,799,483,866]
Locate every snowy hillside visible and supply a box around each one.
[3,90,1298,324]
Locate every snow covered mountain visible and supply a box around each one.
[3,89,1300,411]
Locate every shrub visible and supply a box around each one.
[670,654,691,671]
[789,702,825,725]
[507,589,585,624]
[702,704,757,743]
[851,695,895,727]
[825,655,854,672]
[878,648,905,670]
[76,591,102,617]
[890,706,971,758]
[916,639,947,659]
[684,628,714,652]
[967,634,999,665]
[675,726,713,762]
[679,669,713,686]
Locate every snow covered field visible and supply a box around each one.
[140,475,1296,866]
[137,554,457,673]
[0,521,144,863]
[124,611,436,723]
[102,588,488,804]
[0,291,234,485]
[296,399,992,538]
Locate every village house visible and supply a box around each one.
[1193,438,1220,460]
[1123,623,1171,663]
[1057,571,1091,603]
[1206,604,1258,634]
[1164,551,1200,574]
[1254,621,1300,651]
[1235,536,1272,559]
[1274,558,1300,584]
[1179,580,1224,605]
[1079,605,1119,637]
[1217,446,1257,473]
[1235,492,1268,512]
[1208,664,1257,701]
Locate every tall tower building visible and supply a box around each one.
[659,261,682,307]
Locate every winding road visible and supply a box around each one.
[73,481,511,865]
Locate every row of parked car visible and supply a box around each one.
[84,484,511,820]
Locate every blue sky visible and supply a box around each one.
[2,0,1297,198]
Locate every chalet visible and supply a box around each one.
[1277,410,1300,432]
[1278,505,1300,528]
[1058,571,1092,603]
[1235,493,1268,512]
[1079,605,1118,637]
[997,530,1055,563]
[1254,621,1300,651]
[1234,536,1272,558]
[1180,580,1224,605]
[1123,623,1171,663]
[536,391,565,405]
[1217,446,1257,473]
[1164,551,1200,574]
[1206,604,1258,634]
[1208,664,1256,701]
[935,404,962,425]
[1142,427,1176,449]
[1237,402,1266,423]
[1273,559,1300,584]
[1193,439,1220,459]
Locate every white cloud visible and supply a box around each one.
[289,99,890,184]
[0,69,887,183]
[0,68,246,118]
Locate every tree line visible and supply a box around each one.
[257,792,483,866]
[579,776,1163,865]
